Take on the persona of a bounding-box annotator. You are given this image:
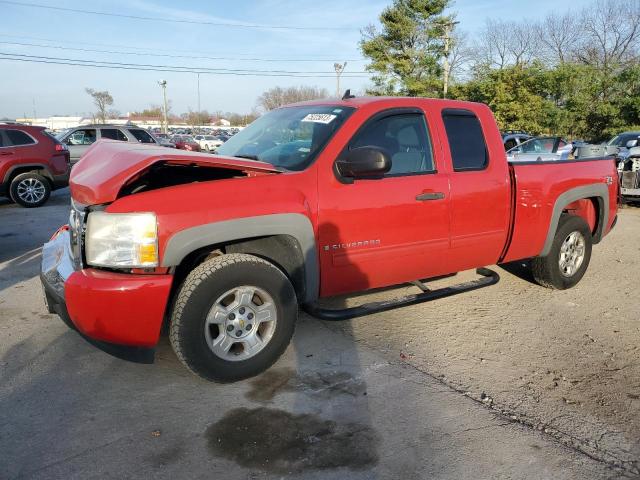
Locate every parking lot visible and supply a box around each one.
[0,188,637,479]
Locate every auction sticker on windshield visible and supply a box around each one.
[301,113,337,124]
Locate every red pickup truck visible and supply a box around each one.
[41,97,618,382]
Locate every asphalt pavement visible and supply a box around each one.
[0,189,622,479]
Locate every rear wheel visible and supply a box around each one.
[9,172,51,208]
[531,214,592,290]
[169,253,297,382]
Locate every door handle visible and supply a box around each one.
[0,151,13,156]
[416,192,445,201]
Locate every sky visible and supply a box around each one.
[0,0,589,119]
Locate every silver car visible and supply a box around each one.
[58,125,159,165]
[507,136,573,162]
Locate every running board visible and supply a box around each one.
[303,268,499,321]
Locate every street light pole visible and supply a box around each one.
[333,62,347,98]
[158,80,168,134]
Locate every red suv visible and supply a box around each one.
[0,124,70,207]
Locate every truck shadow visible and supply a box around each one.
[498,259,537,285]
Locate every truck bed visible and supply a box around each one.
[501,157,619,263]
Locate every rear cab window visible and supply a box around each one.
[442,109,488,171]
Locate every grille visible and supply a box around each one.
[622,171,639,189]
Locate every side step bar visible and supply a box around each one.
[303,268,499,321]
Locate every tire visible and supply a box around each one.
[531,214,593,290]
[9,172,51,208]
[169,253,297,382]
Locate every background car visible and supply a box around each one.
[170,135,201,151]
[502,130,532,151]
[194,134,224,152]
[507,136,573,162]
[152,132,176,148]
[58,124,159,164]
[0,123,70,207]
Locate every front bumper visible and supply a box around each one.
[40,228,174,347]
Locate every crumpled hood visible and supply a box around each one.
[70,140,281,205]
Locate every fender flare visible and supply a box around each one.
[540,184,609,257]
[3,163,54,184]
[162,213,319,302]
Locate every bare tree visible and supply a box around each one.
[448,30,473,82]
[577,0,640,68]
[508,23,540,66]
[536,12,582,64]
[85,88,113,124]
[256,86,328,111]
[477,19,511,69]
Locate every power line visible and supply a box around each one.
[0,33,366,61]
[0,52,369,75]
[0,40,367,64]
[0,53,370,78]
[0,0,359,31]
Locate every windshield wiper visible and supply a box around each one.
[233,154,260,161]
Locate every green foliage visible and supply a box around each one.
[360,0,452,97]
[452,62,640,141]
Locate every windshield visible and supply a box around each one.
[216,105,355,170]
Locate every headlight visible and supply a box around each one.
[85,212,158,268]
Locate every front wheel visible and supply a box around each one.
[169,253,297,382]
[531,214,593,290]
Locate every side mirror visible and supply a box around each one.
[335,146,391,181]
[626,139,638,148]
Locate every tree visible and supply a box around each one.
[256,86,328,111]
[182,110,211,126]
[475,19,540,70]
[577,0,640,69]
[85,88,113,124]
[455,63,558,134]
[360,0,453,97]
[536,12,582,65]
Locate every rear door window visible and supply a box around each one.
[101,129,128,141]
[5,129,36,146]
[129,129,156,144]
[442,110,488,171]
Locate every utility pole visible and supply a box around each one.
[333,62,347,98]
[196,72,201,118]
[158,80,168,134]
[441,21,459,99]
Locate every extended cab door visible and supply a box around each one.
[439,108,511,272]
[317,108,451,297]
